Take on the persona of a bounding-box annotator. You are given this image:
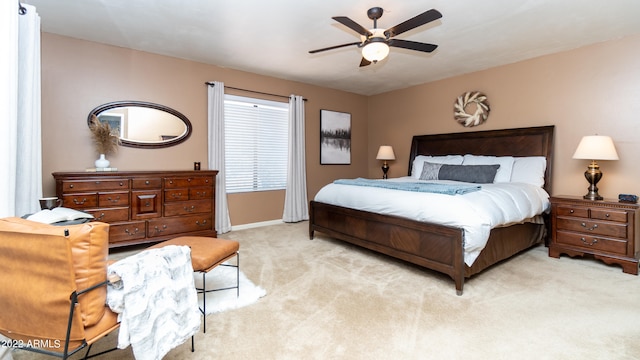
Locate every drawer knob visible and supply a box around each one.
[605,213,610,218]
[569,209,574,213]
[145,180,150,185]
[69,184,74,188]
[580,237,598,246]
[580,222,598,231]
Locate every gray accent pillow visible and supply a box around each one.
[419,162,500,184]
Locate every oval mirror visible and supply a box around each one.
[87,101,192,148]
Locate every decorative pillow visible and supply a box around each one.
[462,155,515,183]
[411,155,464,179]
[511,156,547,187]
[420,162,500,184]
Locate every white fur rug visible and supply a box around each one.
[192,265,266,314]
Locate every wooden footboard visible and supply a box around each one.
[310,201,546,295]
[309,200,467,294]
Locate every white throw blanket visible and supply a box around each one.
[107,245,200,360]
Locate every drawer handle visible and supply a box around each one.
[172,193,183,199]
[184,205,196,212]
[580,222,598,231]
[154,225,168,233]
[196,220,208,226]
[580,237,598,246]
[73,197,87,205]
[95,212,105,221]
[124,227,140,236]
[107,196,120,203]
[196,191,207,197]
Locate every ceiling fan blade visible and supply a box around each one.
[359,58,372,67]
[384,9,442,38]
[332,16,373,37]
[388,39,438,53]
[309,42,361,54]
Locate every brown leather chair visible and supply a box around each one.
[0,217,120,359]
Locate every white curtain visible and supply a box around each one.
[207,81,232,234]
[283,95,309,222]
[0,3,41,218]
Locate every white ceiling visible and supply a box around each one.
[23,0,640,96]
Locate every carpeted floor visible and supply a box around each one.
[11,221,640,360]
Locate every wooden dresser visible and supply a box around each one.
[549,195,639,274]
[53,170,217,248]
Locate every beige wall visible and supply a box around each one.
[40,33,640,226]
[40,33,368,226]
[368,34,640,200]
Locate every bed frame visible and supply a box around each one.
[309,126,554,295]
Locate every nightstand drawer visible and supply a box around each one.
[556,231,628,255]
[556,217,627,238]
[556,205,589,218]
[590,208,628,223]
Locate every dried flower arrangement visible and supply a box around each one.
[89,115,121,155]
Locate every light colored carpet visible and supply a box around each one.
[11,221,640,360]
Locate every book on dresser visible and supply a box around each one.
[52,170,218,247]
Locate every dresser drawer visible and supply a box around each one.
[165,176,214,188]
[164,199,212,217]
[164,189,188,202]
[556,217,628,239]
[61,193,98,209]
[132,178,162,189]
[87,207,129,222]
[556,231,628,256]
[98,191,129,207]
[190,187,213,200]
[556,205,589,218]
[109,221,146,243]
[147,214,212,238]
[62,179,129,192]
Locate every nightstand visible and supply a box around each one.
[549,195,639,274]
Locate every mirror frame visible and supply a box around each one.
[87,101,192,149]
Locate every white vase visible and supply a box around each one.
[95,154,110,168]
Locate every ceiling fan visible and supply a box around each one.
[309,7,442,67]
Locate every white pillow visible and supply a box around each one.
[462,155,515,183]
[511,156,547,187]
[411,155,464,179]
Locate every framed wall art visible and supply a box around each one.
[320,109,351,165]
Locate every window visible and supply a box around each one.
[224,95,288,193]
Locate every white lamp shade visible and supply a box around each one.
[376,145,396,160]
[572,135,619,160]
[362,39,389,62]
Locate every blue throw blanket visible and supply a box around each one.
[333,178,481,195]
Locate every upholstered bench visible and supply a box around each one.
[149,236,240,333]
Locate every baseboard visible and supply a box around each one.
[231,219,284,231]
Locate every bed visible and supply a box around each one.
[309,126,554,295]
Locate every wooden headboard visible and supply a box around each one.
[408,126,555,194]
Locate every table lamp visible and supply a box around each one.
[376,145,396,179]
[572,135,619,200]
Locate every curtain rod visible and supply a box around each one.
[18,1,27,15]
[205,82,307,101]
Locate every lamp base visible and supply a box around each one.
[381,163,389,179]
[583,161,603,201]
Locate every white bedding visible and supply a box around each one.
[314,177,550,266]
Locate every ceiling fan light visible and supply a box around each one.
[362,40,389,62]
